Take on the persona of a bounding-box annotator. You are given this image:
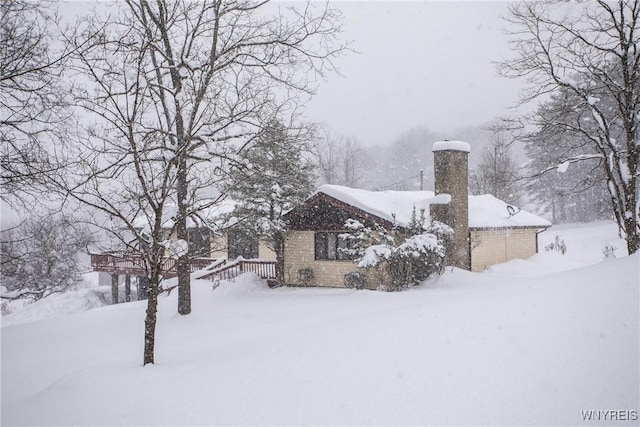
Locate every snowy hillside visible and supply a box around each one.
[2,222,638,426]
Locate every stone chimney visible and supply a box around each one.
[431,140,471,270]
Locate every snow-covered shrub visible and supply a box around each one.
[341,207,449,291]
[384,233,446,291]
[602,244,616,259]
[344,271,367,290]
[363,231,445,291]
[339,218,374,259]
[296,267,314,286]
[545,235,567,255]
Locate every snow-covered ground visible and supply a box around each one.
[2,221,638,426]
[1,272,109,326]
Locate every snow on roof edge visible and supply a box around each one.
[468,194,551,228]
[432,140,471,153]
[314,184,444,228]
[313,185,551,229]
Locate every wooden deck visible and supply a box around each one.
[90,252,277,281]
[90,252,217,278]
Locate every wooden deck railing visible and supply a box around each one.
[195,258,277,282]
[90,252,221,277]
[91,253,146,272]
[91,252,276,282]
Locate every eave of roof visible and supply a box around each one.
[284,192,399,230]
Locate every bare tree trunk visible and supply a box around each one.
[124,274,131,302]
[111,273,118,304]
[624,217,639,254]
[143,274,159,365]
[274,232,285,286]
[176,154,191,315]
[137,276,149,300]
[618,178,639,254]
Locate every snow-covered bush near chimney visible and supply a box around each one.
[340,207,450,291]
[343,271,367,290]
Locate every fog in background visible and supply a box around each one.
[304,1,522,147]
[2,1,601,227]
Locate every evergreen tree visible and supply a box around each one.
[523,86,616,223]
[226,120,316,285]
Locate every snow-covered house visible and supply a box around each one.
[282,141,551,287]
[94,200,276,291]
[200,200,276,261]
[135,200,276,261]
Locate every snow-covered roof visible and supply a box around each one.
[432,140,471,153]
[315,185,550,229]
[468,194,551,228]
[316,185,450,228]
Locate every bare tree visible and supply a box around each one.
[500,0,640,254]
[342,136,365,187]
[519,88,614,223]
[315,125,366,187]
[0,0,89,204]
[57,0,346,364]
[315,126,340,184]
[56,12,183,365]
[0,216,94,301]
[55,120,178,366]
[91,0,347,316]
[469,131,520,205]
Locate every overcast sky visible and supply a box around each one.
[58,1,523,146]
[303,1,523,146]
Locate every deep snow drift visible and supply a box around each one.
[1,222,638,426]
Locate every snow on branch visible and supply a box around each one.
[548,154,605,174]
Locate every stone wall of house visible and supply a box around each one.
[470,228,539,272]
[284,231,358,287]
[209,234,228,259]
[258,241,277,261]
[208,234,276,260]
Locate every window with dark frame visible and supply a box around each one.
[314,231,355,260]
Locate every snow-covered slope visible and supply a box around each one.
[1,222,638,426]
